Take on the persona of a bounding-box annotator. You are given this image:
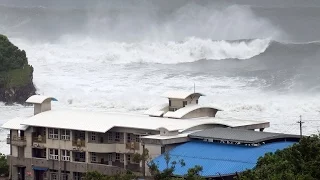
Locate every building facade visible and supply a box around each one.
[3,91,270,180]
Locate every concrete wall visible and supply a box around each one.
[25,127,33,158]
[10,130,18,157]
[34,99,51,115]
[145,144,161,159]
[169,96,200,110]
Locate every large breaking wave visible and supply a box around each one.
[46,37,270,64]
[17,37,320,65]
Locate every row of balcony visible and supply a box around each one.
[7,134,140,151]
[30,149,141,172]
[8,156,128,175]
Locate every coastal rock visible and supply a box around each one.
[0,34,36,104]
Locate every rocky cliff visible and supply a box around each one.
[0,34,36,104]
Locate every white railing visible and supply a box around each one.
[61,156,70,161]
[48,134,59,139]
[61,135,70,140]
[49,155,59,160]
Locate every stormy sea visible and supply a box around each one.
[1,0,320,153]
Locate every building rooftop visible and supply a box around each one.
[144,103,168,117]
[189,128,301,144]
[161,91,205,99]
[2,110,269,133]
[26,95,57,104]
[1,117,29,130]
[151,141,296,177]
[163,104,222,118]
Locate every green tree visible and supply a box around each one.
[239,135,320,180]
[184,165,205,180]
[83,170,136,180]
[83,171,106,180]
[148,152,186,180]
[0,34,36,104]
[147,152,204,180]
[0,34,28,71]
[0,153,9,177]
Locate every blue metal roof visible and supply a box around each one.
[151,141,296,177]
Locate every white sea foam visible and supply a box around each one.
[1,73,320,154]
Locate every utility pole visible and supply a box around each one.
[297,115,304,138]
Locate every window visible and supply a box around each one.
[61,150,70,161]
[51,173,58,180]
[127,133,131,142]
[61,174,68,180]
[99,137,104,143]
[60,129,70,140]
[115,132,120,142]
[91,132,96,141]
[108,132,113,142]
[169,100,171,106]
[49,149,59,160]
[135,135,140,142]
[43,128,46,136]
[115,153,120,161]
[91,152,97,162]
[79,152,85,159]
[73,172,83,180]
[120,154,124,162]
[196,100,198,104]
[107,154,112,162]
[48,128,59,139]
[183,101,187,107]
[43,149,47,158]
[79,131,85,139]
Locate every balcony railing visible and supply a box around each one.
[7,134,26,146]
[72,140,86,147]
[125,142,140,150]
[49,155,59,160]
[73,158,86,163]
[32,135,46,143]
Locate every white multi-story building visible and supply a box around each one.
[2,91,269,180]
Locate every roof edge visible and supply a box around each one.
[26,95,58,104]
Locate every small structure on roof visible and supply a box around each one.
[26,95,57,115]
[161,91,205,100]
[145,91,222,119]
